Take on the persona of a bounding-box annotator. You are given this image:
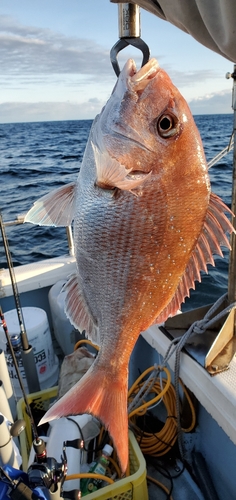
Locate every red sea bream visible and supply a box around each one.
[25,58,234,472]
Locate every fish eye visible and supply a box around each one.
[157,113,179,138]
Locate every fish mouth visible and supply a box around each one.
[125,57,160,92]
[108,59,160,153]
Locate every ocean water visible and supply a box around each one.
[0,114,234,310]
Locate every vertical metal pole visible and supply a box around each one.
[228,65,236,305]
[66,226,75,256]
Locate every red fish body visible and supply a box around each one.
[25,58,234,472]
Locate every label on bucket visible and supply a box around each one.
[5,333,58,398]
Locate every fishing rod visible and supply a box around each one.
[1,306,69,499]
[0,304,51,469]
[0,306,39,441]
[0,211,40,394]
[0,215,67,476]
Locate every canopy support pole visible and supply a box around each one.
[227,64,236,307]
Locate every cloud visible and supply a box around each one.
[0,15,223,87]
[0,15,112,79]
[160,65,223,89]
[0,99,105,123]
[0,14,233,122]
[1,88,232,124]
[0,85,232,125]
[188,89,232,114]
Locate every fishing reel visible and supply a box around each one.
[27,437,84,499]
[27,438,67,492]
[27,456,66,491]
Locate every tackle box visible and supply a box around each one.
[17,386,148,500]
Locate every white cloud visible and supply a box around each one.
[0,99,104,123]
[0,14,112,78]
[0,14,233,122]
[0,14,226,86]
[163,67,221,89]
[188,89,232,114]
[1,88,232,124]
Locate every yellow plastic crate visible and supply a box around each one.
[17,385,59,471]
[17,387,148,500]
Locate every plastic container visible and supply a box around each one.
[0,307,59,399]
[48,280,81,355]
[17,387,148,500]
[80,444,113,496]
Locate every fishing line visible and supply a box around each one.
[0,211,40,393]
[0,212,44,447]
[0,212,28,350]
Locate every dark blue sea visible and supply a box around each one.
[0,115,234,310]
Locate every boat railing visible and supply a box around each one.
[3,215,75,257]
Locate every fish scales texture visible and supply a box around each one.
[75,168,166,341]
[24,58,234,473]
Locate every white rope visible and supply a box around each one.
[128,363,160,414]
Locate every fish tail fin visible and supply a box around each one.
[39,362,129,473]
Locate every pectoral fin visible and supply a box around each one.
[24,182,76,226]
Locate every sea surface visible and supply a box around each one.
[0,114,234,310]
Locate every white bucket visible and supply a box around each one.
[48,280,81,355]
[0,307,59,399]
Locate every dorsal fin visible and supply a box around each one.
[62,273,100,346]
[155,192,235,324]
[24,182,76,226]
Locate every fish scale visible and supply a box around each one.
[25,57,235,473]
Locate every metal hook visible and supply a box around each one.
[110,37,150,77]
[110,3,150,77]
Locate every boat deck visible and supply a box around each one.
[147,460,205,500]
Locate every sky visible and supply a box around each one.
[0,0,235,123]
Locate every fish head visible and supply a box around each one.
[94,57,208,188]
